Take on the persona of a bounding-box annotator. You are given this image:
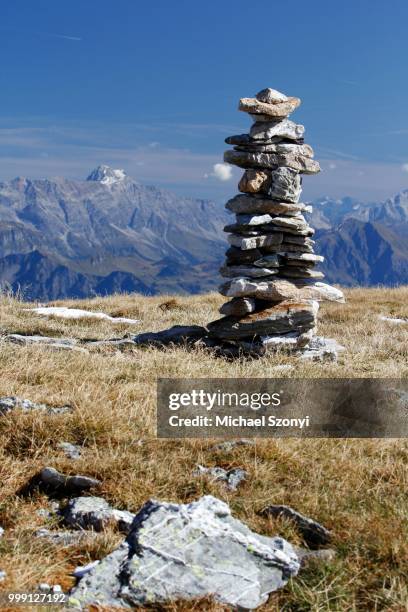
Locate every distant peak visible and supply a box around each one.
[86,165,127,185]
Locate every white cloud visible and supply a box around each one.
[205,162,233,181]
[401,163,408,173]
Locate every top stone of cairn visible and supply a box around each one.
[239,87,301,119]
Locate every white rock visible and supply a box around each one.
[73,561,100,579]
[29,307,140,325]
[378,315,407,324]
[256,87,288,103]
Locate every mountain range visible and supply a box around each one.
[0,165,407,300]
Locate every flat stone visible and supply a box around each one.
[0,396,72,416]
[253,254,280,268]
[224,150,320,175]
[279,268,324,279]
[284,234,315,246]
[4,334,85,352]
[229,214,312,236]
[220,265,278,279]
[219,279,345,303]
[224,133,304,150]
[279,266,324,279]
[133,325,206,346]
[261,327,316,351]
[38,467,101,494]
[63,496,135,534]
[73,561,101,579]
[225,246,263,264]
[239,96,301,118]
[226,194,311,216]
[284,252,324,264]
[260,505,331,547]
[208,301,317,340]
[250,119,305,141]
[299,336,346,361]
[69,496,300,609]
[256,87,288,103]
[228,233,283,251]
[234,142,313,158]
[219,297,257,316]
[194,465,248,491]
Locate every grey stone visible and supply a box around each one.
[225,246,263,265]
[284,252,324,264]
[279,268,324,279]
[268,167,302,202]
[133,325,206,346]
[0,396,72,416]
[57,442,82,460]
[235,142,312,157]
[284,234,315,246]
[69,496,300,609]
[4,334,86,352]
[228,232,283,251]
[220,278,345,303]
[208,301,317,341]
[226,194,311,216]
[226,133,298,146]
[253,254,280,268]
[219,297,257,316]
[299,336,346,361]
[260,327,316,351]
[63,496,135,534]
[220,265,278,279]
[256,87,288,103]
[38,467,101,494]
[224,150,320,175]
[260,505,331,547]
[250,119,305,141]
[194,465,248,491]
[239,96,301,118]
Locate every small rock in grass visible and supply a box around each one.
[62,496,135,533]
[194,465,247,490]
[260,505,331,547]
[57,442,82,460]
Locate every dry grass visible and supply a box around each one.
[0,287,407,611]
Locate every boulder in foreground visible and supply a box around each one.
[69,495,299,609]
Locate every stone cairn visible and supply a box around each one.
[207,87,345,358]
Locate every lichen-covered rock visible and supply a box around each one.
[219,297,257,316]
[69,496,299,609]
[220,265,278,279]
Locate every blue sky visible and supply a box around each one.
[1,0,408,202]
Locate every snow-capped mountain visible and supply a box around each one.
[0,167,228,300]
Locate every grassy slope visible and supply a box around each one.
[0,287,407,611]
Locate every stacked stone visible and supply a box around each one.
[208,87,344,354]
